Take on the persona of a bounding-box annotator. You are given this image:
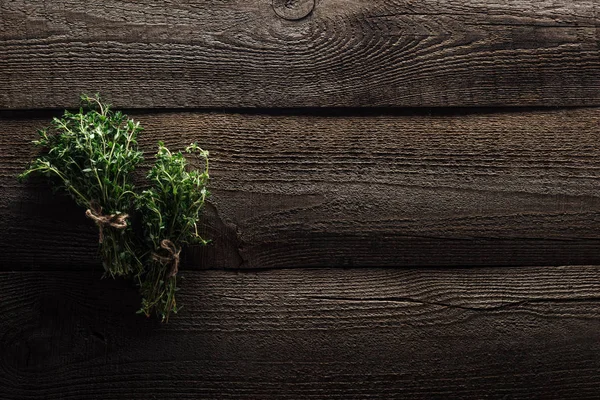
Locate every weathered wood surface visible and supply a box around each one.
[3,108,600,270]
[1,266,600,399]
[1,0,599,109]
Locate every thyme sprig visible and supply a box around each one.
[19,95,209,321]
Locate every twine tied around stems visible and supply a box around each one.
[152,239,181,278]
[85,201,129,243]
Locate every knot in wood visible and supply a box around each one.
[272,0,315,21]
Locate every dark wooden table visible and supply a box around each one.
[2,1,600,398]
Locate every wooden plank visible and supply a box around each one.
[1,266,600,399]
[1,0,599,109]
[3,108,600,269]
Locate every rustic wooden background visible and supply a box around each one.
[2,0,600,398]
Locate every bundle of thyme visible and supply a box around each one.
[19,95,209,321]
[137,142,209,319]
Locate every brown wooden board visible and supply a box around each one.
[3,108,600,270]
[1,0,599,109]
[1,266,600,399]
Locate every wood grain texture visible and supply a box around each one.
[3,108,600,270]
[1,266,600,399]
[1,0,599,109]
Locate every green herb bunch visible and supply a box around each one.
[18,95,144,277]
[137,142,209,320]
[19,95,209,321]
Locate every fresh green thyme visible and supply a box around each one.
[18,95,144,277]
[18,95,209,321]
[137,142,209,320]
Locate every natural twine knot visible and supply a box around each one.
[152,239,181,278]
[85,202,129,243]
